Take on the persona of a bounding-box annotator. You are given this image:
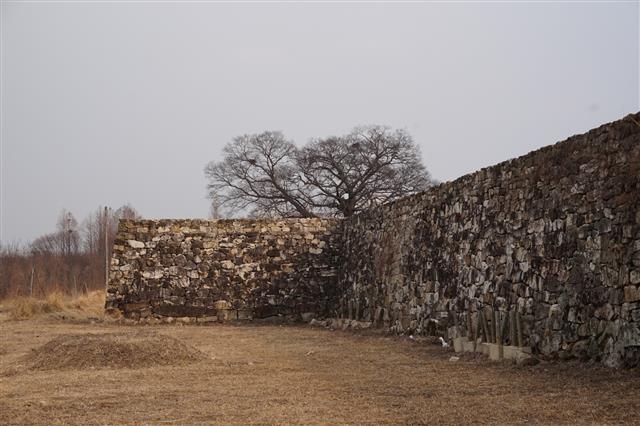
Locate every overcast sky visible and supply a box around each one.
[1,1,638,244]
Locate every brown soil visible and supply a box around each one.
[1,317,639,425]
[24,331,205,370]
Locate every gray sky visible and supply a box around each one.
[1,1,638,244]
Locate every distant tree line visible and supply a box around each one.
[0,204,140,299]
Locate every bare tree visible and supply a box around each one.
[208,195,223,219]
[298,126,432,216]
[82,204,141,255]
[58,209,80,256]
[2,205,142,297]
[31,210,80,255]
[204,126,432,217]
[30,232,64,255]
[114,203,140,221]
[204,131,314,218]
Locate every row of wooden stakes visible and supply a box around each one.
[455,308,525,347]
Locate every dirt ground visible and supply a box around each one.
[1,317,640,425]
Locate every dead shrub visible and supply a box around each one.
[4,290,106,321]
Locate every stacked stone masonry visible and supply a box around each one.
[107,112,640,367]
[106,219,339,319]
[338,112,640,367]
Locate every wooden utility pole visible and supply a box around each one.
[104,206,109,291]
[29,266,34,296]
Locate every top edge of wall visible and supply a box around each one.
[117,217,340,226]
[347,111,640,220]
[116,112,639,227]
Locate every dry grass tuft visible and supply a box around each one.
[3,290,105,321]
[24,331,206,370]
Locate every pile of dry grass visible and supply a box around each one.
[25,331,206,370]
[3,290,107,321]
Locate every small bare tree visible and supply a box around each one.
[204,126,432,218]
[82,204,141,255]
[208,195,222,219]
[31,210,80,256]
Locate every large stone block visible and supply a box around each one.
[624,286,640,302]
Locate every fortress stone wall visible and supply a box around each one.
[107,113,640,367]
[106,218,339,319]
[338,113,640,367]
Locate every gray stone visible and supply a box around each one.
[127,240,145,249]
[624,286,640,302]
[570,340,589,360]
[300,312,316,322]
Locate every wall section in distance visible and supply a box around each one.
[106,218,339,319]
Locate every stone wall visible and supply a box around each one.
[106,218,339,320]
[337,113,640,367]
[107,113,640,367]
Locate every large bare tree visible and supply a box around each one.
[204,131,314,218]
[298,126,432,216]
[204,126,432,218]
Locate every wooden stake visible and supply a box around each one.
[453,311,459,338]
[501,312,509,343]
[494,310,501,344]
[509,310,517,346]
[480,310,490,342]
[516,311,523,347]
[487,308,495,343]
[475,312,482,342]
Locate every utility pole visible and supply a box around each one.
[104,206,109,291]
[29,266,34,297]
[67,212,73,293]
[67,211,74,255]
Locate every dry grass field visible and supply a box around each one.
[1,297,640,425]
